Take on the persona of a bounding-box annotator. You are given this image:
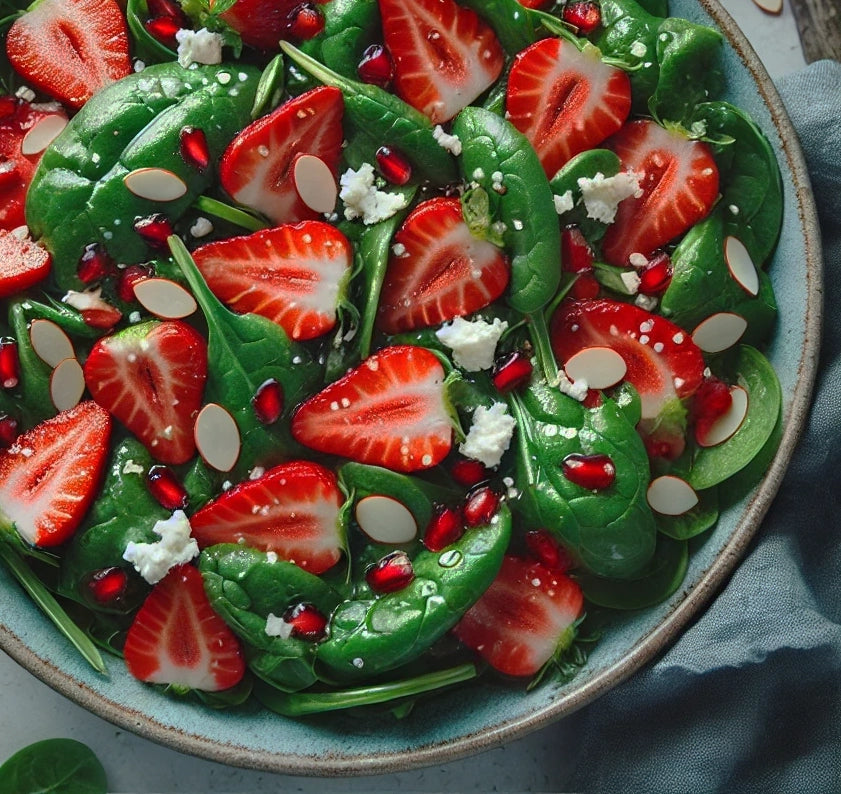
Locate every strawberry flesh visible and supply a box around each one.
[0,229,52,299]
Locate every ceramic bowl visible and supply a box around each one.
[0,0,822,776]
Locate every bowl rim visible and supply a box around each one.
[0,0,824,777]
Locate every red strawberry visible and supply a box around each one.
[506,38,632,178]
[83,320,208,465]
[376,198,509,334]
[0,228,52,299]
[453,555,584,677]
[189,461,344,574]
[292,345,453,473]
[217,0,299,50]
[0,401,111,547]
[124,564,245,692]
[379,0,504,124]
[602,120,720,266]
[6,0,131,109]
[219,86,344,226]
[192,221,352,341]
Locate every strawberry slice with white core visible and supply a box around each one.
[291,345,453,473]
[189,461,344,575]
[124,564,245,692]
[0,401,111,547]
[506,39,632,178]
[602,119,720,266]
[0,227,52,299]
[453,555,584,677]
[379,0,504,124]
[83,320,208,465]
[192,221,352,341]
[376,197,509,334]
[219,86,344,226]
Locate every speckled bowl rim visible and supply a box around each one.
[0,0,823,777]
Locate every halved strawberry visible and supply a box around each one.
[379,0,504,124]
[291,345,452,473]
[0,401,111,547]
[6,0,131,109]
[452,555,584,677]
[123,564,245,692]
[602,120,720,266]
[192,221,352,341]
[506,39,631,178]
[83,320,207,465]
[189,460,344,574]
[0,228,52,299]
[219,86,344,226]
[217,0,299,50]
[376,198,509,334]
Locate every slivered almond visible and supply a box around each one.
[123,167,188,202]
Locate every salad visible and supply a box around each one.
[0,0,783,717]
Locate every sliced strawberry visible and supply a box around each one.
[83,320,207,465]
[453,555,584,677]
[192,221,352,341]
[189,461,344,574]
[0,228,52,299]
[379,0,504,124]
[124,564,245,692]
[0,401,111,547]
[291,345,452,473]
[6,0,131,109]
[602,120,720,266]
[376,198,509,334]
[217,0,299,50]
[219,86,344,226]
[506,39,632,178]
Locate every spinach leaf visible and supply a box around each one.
[0,739,106,794]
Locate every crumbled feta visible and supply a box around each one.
[190,217,213,237]
[435,316,508,372]
[432,125,462,155]
[175,28,224,69]
[553,190,575,215]
[620,270,641,294]
[555,370,589,402]
[339,163,408,224]
[15,85,35,103]
[630,41,647,58]
[122,510,199,585]
[133,59,146,73]
[121,459,145,476]
[265,613,293,639]
[629,252,648,268]
[577,171,643,224]
[635,293,659,311]
[459,402,516,469]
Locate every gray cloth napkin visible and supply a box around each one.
[557,60,841,793]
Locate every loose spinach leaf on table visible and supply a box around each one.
[0,739,107,794]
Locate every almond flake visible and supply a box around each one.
[123,167,188,202]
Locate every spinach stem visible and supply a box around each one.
[193,196,268,232]
[527,310,560,383]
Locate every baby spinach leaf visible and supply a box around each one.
[655,486,719,540]
[0,739,107,794]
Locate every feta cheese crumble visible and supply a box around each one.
[432,125,462,155]
[265,613,294,639]
[435,316,508,372]
[190,217,214,237]
[339,163,408,224]
[459,402,516,469]
[122,510,199,584]
[553,190,575,215]
[175,28,224,69]
[577,171,643,224]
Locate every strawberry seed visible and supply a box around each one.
[0,338,20,389]
[562,453,616,490]
[252,378,283,424]
[366,550,415,593]
[147,465,189,510]
[180,126,211,171]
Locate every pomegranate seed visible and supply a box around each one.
[366,551,415,593]
[0,96,18,119]
[286,3,324,39]
[638,251,673,295]
[451,459,490,488]
[691,375,733,444]
[77,242,116,283]
[423,505,465,551]
[0,338,20,389]
[146,0,187,24]
[86,567,129,605]
[562,1,602,33]
[562,453,616,490]
[147,465,189,510]
[357,44,394,88]
[561,226,595,274]
[144,15,181,47]
[283,602,328,641]
[375,146,412,185]
[252,378,283,424]
[571,272,601,299]
[524,529,574,572]
[0,415,19,448]
[179,126,210,171]
[492,350,533,393]
[133,213,173,248]
[463,486,500,527]
[116,264,152,303]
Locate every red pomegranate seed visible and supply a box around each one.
[691,375,733,443]
[492,350,533,393]
[287,3,324,39]
[252,378,283,424]
[0,415,19,448]
[116,264,152,303]
[562,453,616,490]
[147,0,187,23]
[524,529,574,572]
[133,214,174,248]
[562,1,602,33]
[451,459,490,488]
[0,338,20,389]
[572,272,601,299]
[463,486,500,527]
[366,551,415,593]
[0,96,17,119]
[144,15,181,47]
[283,602,328,641]
[77,242,115,283]
[561,226,595,274]
[86,567,129,605]
[375,146,412,185]
[147,465,189,510]
[180,126,210,171]
[423,505,465,551]
[638,251,673,295]
[357,44,395,88]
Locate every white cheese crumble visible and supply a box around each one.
[190,217,213,237]
[175,28,224,69]
[620,270,641,294]
[432,125,462,155]
[122,510,199,585]
[635,293,659,311]
[577,171,643,224]
[265,613,293,639]
[435,316,508,372]
[121,459,145,476]
[630,41,647,58]
[459,402,516,469]
[553,190,575,215]
[555,369,589,402]
[339,163,408,224]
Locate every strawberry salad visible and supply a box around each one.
[0,0,783,714]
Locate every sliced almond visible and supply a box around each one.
[29,318,74,367]
[647,475,699,516]
[50,357,85,411]
[123,167,188,202]
[751,0,782,14]
[294,154,338,215]
[697,386,749,447]
[564,346,627,390]
[691,312,748,353]
[21,114,68,156]
[724,236,759,296]
[133,277,197,319]
[194,403,241,472]
[355,495,418,545]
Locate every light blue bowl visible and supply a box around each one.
[0,0,822,775]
